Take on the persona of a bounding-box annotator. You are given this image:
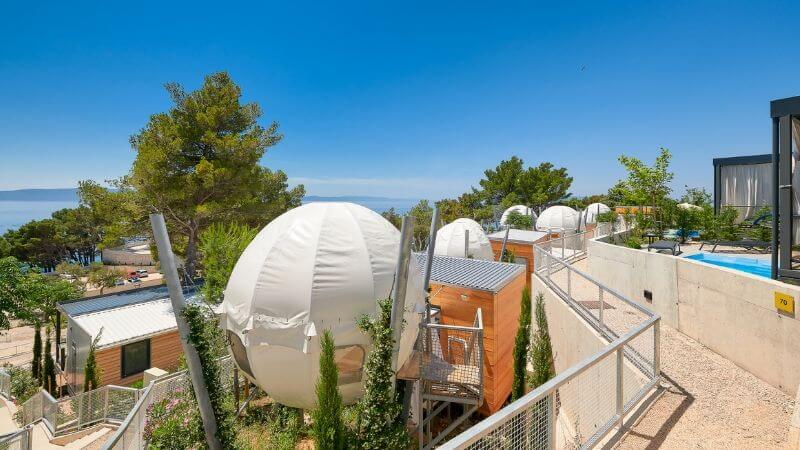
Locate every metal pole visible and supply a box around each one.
[654,320,661,378]
[390,216,415,379]
[616,348,624,430]
[599,287,604,329]
[499,226,510,262]
[771,117,779,279]
[422,207,440,293]
[150,213,221,450]
[464,229,469,258]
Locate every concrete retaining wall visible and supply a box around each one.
[587,239,800,395]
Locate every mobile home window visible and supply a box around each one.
[121,339,151,378]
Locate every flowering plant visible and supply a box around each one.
[143,388,205,449]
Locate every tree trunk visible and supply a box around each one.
[185,225,198,280]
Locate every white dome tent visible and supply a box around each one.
[500,205,534,226]
[222,202,424,410]
[581,202,611,225]
[536,205,580,233]
[434,218,494,261]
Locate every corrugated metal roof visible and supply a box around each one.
[59,286,172,317]
[72,297,179,348]
[487,229,548,244]
[415,253,525,293]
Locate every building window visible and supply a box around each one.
[334,345,365,385]
[121,339,151,378]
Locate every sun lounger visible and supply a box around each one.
[698,240,771,253]
[648,240,681,255]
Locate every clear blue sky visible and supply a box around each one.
[1,1,798,200]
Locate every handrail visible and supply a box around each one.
[101,382,154,449]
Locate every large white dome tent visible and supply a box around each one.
[581,202,611,225]
[434,218,494,260]
[499,205,534,226]
[536,205,580,233]
[222,202,424,410]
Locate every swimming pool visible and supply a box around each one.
[684,253,771,278]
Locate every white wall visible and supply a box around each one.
[587,239,800,395]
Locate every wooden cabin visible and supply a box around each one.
[487,229,550,287]
[57,286,194,392]
[417,253,527,414]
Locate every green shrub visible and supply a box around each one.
[625,237,643,249]
[43,327,56,396]
[355,298,410,450]
[6,365,38,404]
[84,332,102,392]
[511,287,532,401]
[313,330,345,450]
[31,324,41,384]
[716,207,740,241]
[506,210,533,230]
[143,388,205,449]
[529,293,554,389]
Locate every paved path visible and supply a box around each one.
[555,257,795,449]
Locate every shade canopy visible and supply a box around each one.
[500,205,533,225]
[434,218,494,261]
[582,203,611,225]
[536,205,580,232]
[222,202,424,409]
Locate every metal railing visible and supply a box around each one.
[535,222,615,262]
[442,228,660,449]
[102,355,236,450]
[0,368,10,400]
[19,385,140,436]
[0,426,32,450]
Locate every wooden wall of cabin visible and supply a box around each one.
[95,331,183,387]
[490,241,535,288]
[429,272,526,414]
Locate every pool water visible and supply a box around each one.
[684,253,771,278]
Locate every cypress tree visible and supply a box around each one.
[312,330,345,450]
[355,298,410,450]
[511,287,532,400]
[529,293,555,388]
[43,326,56,395]
[84,332,102,391]
[31,323,42,384]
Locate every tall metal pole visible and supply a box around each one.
[423,207,440,355]
[771,116,780,279]
[464,229,469,258]
[150,213,221,450]
[390,216,415,377]
[499,226,510,262]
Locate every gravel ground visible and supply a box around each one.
[616,325,795,449]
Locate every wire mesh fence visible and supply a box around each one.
[0,369,9,400]
[442,230,659,449]
[0,426,32,450]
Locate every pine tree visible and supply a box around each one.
[312,330,345,450]
[355,298,410,450]
[529,293,554,388]
[84,331,102,392]
[31,323,42,384]
[43,326,56,395]
[511,287,532,400]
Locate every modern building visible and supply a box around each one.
[487,229,549,286]
[57,285,198,392]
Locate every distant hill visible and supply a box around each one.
[303,195,417,203]
[0,188,79,202]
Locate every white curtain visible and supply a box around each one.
[720,163,772,220]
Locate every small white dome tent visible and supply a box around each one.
[222,202,424,410]
[536,205,580,232]
[581,203,611,225]
[434,218,494,260]
[500,205,533,226]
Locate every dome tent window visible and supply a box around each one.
[334,345,365,385]
[227,331,255,379]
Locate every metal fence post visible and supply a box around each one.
[549,392,557,450]
[567,268,572,300]
[616,348,624,431]
[654,320,661,378]
[599,287,604,329]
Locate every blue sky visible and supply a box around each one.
[0,1,798,200]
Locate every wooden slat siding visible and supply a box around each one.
[93,330,183,387]
[489,241,535,288]
[490,272,526,412]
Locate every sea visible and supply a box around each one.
[0,197,415,234]
[0,200,80,234]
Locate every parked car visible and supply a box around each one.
[129,277,141,284]
[114,278,125,286]
[136,269,149,278]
